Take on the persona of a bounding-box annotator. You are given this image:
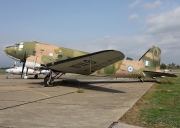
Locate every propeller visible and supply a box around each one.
[21,51,27,78]
[14,61,16,68]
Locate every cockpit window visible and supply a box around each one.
[19,44,23,49]
[14,44,20,47]
[14,43,23,49]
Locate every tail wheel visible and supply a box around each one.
[34,74,38,79]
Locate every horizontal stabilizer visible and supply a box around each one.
[143,71,177,77]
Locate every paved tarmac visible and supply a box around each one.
[0,75,153,128]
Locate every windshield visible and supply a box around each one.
[14,43,20,48]
[14,43,23,49]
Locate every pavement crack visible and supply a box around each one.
[0,91,76,111]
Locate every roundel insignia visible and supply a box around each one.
[127,66,134,72]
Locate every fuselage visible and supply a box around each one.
[4,41,88,69]
[4,41,161,78]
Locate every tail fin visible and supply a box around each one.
[139,46,161,71]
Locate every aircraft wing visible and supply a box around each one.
[45,50,124,75]
[143,71,177,77]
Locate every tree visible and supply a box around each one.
[160,63,167,69]
[177,65,180,69]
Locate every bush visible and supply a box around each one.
[77,89,84,93]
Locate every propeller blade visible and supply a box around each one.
[21,62,25,78]
[26,68,29,76]
[21,51,27,78]
[14,61,16,68]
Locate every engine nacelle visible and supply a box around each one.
[25,61,41,69]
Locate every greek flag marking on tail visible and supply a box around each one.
[144,60,150,66]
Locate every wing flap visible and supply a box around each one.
[46,50,124,75]
[143,71,177,77]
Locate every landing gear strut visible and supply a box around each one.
[138,77,144,82]
[44,70,64,87]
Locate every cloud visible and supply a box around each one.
[128,0,141,8]
[79,34,180,64]
[129,0,162,10]
[143,0,162,9]
[77,35,154,59]
[78,6,180,64]
[1,2,180,67]
[144,6,180,62]
[129,14,139,20]
[145,7,180,34]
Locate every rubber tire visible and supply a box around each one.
[34,74,38,79]
[44,76,54,87]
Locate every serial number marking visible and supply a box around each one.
[70,62,88,68]
[70,60,97,68]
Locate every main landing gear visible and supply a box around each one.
[44,70,64,87]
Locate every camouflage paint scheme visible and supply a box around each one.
[4,41,167,78]
[93,46,161,78]
[4,41,88,67]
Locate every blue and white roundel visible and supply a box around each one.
[127,66,134,72]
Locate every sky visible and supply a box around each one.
[0,0,180,67]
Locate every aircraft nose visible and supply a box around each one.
[5,69,10,73]
[4,47,8,54]
[4,46,16,58]
[4,46,12,55]
[4,45,22,61]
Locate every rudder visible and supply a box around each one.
[139,46,161,71]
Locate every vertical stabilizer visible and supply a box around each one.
[139,46,161,71]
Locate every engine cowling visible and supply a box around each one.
[25,61,41,69]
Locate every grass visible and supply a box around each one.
[0,69,6,74]
[119,77,180,128]
[77,89,85,93]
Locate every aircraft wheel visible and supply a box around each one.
[34,74,38,79]
[44,76,54,87]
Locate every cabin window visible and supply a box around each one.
[58,55,62,59]
[14,44,19,48]
[49,53,53,57]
